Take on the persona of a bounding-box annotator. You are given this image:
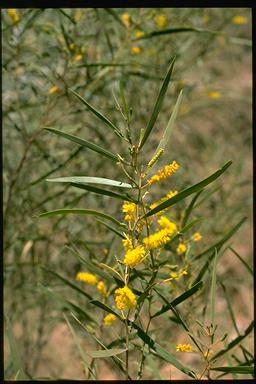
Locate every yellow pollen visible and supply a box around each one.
[176,343,193,352]
[176,243,187,255]
[124,245,146,268]
[131,46,142,55]
[7,9,20,24]
[121,13,131,27]
[150,190,178,215]
[135,31,145,38]
[192,232,202,242]
[232,15,248,25]
[115,286,137,310]
[143,228,174,249]
[155,14,167,28]
[48,85,60,95]
[97,281,107,296]
[103,314,116,326]
[122,201,136,222]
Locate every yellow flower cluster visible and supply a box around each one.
[115,286,137,310]
[122,236,133,251]
[103,313,116,326]
[48,85,60,95]
[7,9,20,24]
[131,46,142,55]
[121,13,130,27]
[208,91,221,99]
[176,343,193,352]
[176,243,187,255]
[135,31,145,38]
[148,161,180,185]
[155,14,167,28]
[150,190,178,213]
[143,216,177,249]
[76,272,97,285]
[143,228,172,249]
[124,245,146,268]
[123,201,136,222]
[170,268,188,280]
[97,281,107,296]
[192,232,202,242]
[232,15,248,25]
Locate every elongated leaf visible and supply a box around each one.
[152,281,203,318]
[69,89,121,136]
[89,348,127,358]
[145,161,232,217]
[210,321,254,362]
[40,266,92,300]
[229,247,253,276]
[135,27,220,40]
[211,366,254,374]
[70,182,135,202]
[139,56,176,149]
[4,315,28,380]
[36,208,125,227]
[181,190,204,227]
[219,279,240,335]
[150,90,183,164]
[63,314,95,378]
[44,128,119,162]
[96,219,126,239]
[89,300,121,318]
[194,216,246,262]
[128,319,196,378]
[47,176,133,189]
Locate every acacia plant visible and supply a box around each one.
[38,57,253,380]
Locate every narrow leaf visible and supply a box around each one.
[36,208,125,227]
[44,128,119,162]
[182,190,204,227]
[145,161,232,217]
[69,89,121,135]
[89,300,121,319]
[210,249,218,326]
[139,56,176,149]
[152,281,203,318]
[89,349,127,358]
[70,182,135,202]
[210,321,254,362]
[47,176,133,189]
[135,27,220,40]
[229,247,253,276]
[211,366,254,374]
[96,219,126,239]
[150,90,183,165]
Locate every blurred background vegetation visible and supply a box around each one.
[3,7,252,379]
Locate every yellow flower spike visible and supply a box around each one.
[157,216,177,234]
[122,201,136,222]
[97,281,107,297]
[103,313,116,326]
[121,13,131,27]
[192,232,202,242]
[131,46,142,55]
[155,14,167,28]
[176,243,187,255]
[48,85,60,95]
[232,15,248,25]
[143,228,172,249]
[7,9,20,24]
[147,149,164,168]
[148,161,180,185]
[124,245,146,268]
[176,343,193,352]
[208,91,221,99]
[115,286,137,310]
[76,272,97,285]
[135,31,145,38]
[170,271,179,280]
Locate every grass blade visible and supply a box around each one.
[47,176,133,189]
[145,161,232,217]
[210,321,254,362]
[69,89,121,137]
[36,208,125,227]
[44,128,119,162]
[139,56,176,149]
